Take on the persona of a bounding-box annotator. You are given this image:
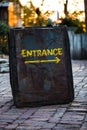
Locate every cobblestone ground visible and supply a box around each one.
[0,60,87,130]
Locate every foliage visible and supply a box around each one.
[60,17,79,27]
[0,21,9,35]
[60,11,86,33]
[46,18,54,27]
[0,21,9,55]
[74,21,86,34]
[21,1,54,26]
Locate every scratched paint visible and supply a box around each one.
[9,26,74,107]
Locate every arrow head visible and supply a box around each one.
[55,57,60,63]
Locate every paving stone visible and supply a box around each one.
[68,107,87,112]
[0,123,8,130]
[48,108,67,123]
[13,119,26,124]
[48,116,60,123]
[0,119,14,124]
[84,115,87,122]
[54,124,80,130]
[40,128,50,130]
[7,107,27,115]
[60,111,85,125]
[0,114,19,120]
[80,128,87,130]
[5,124,18,130]
[19,108,39,119]
[41,122,56,129]
[0,127,5,130]
[0,103,12,114]
[80,122,87,130]
[0,60,87,129]
[16,126,41,130]
[23,120,46,127]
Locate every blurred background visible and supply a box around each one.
[0,0,87,59]
[0,0,85,28]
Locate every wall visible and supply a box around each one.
[68,30,87,59]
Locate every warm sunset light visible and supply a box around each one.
[19,0,28,6]
[19,0,85,21]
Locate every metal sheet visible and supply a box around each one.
[9,26,74,107]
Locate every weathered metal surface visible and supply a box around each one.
[9,26,74,107]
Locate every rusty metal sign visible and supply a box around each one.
[9,26,74,107]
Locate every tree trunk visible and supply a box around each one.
[64,0,68,16]
[84,0,87,32]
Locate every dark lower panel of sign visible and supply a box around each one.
[13,92,74,107]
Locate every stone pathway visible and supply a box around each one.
[0,60,87,130]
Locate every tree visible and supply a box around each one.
[60,11,85,33]
[64,0,68,16]
[21,1,53,26]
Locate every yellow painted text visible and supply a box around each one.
[21,48,63,58]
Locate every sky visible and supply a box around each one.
[19,0,85,21]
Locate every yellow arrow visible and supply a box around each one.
[24,57,60,64]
